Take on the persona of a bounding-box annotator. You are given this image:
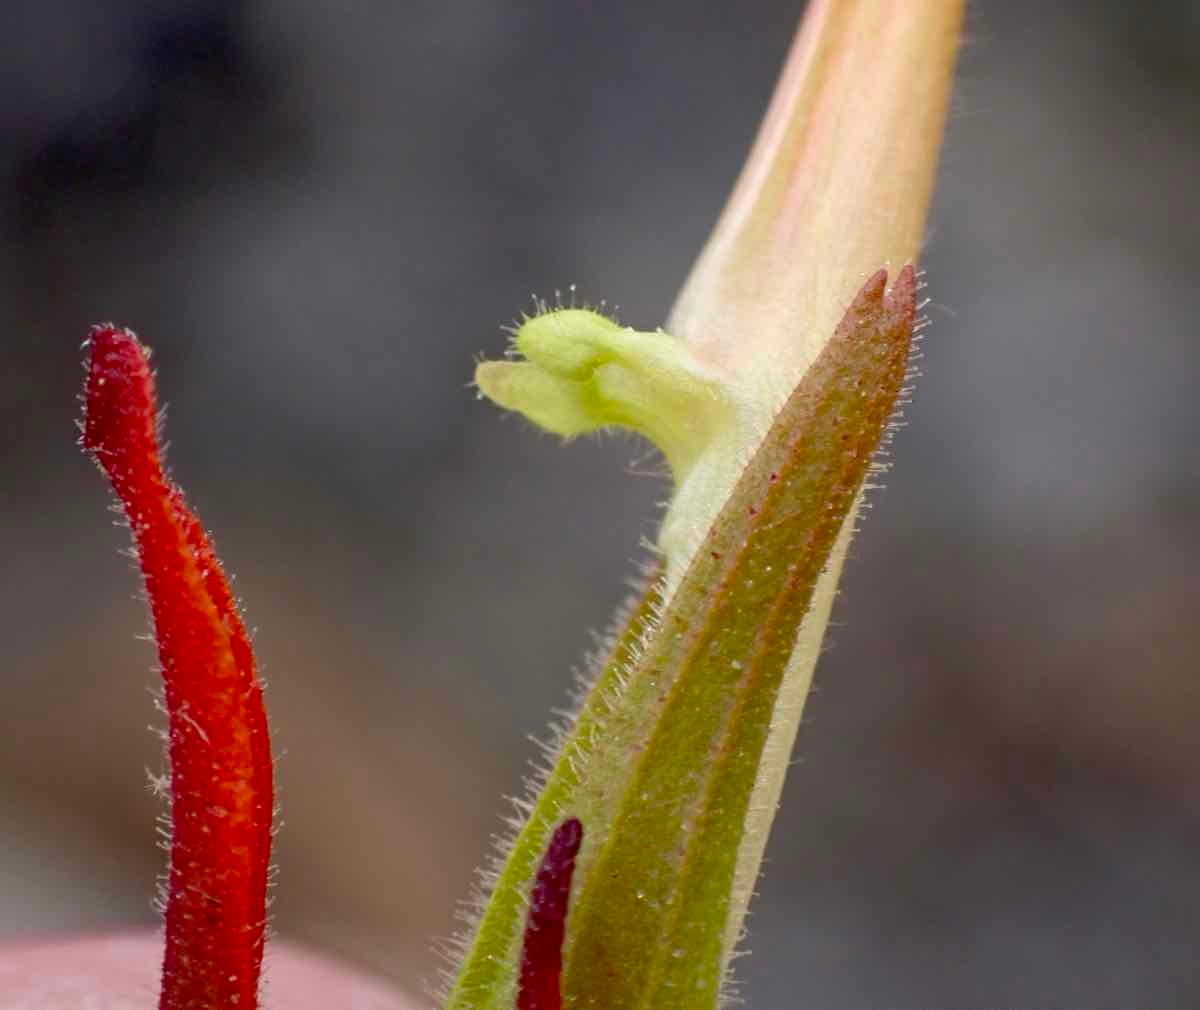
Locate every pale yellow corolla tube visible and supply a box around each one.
[663,0,964,959]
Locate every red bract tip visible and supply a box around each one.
[517,818,584,1010]
[83,325,274,1010]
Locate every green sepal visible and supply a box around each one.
[562,266,915,1008]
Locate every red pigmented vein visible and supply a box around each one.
[82,326,273,1010]
[518,818,584,1010]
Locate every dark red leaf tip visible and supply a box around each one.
[83,325,274,1010]
[517,818,584,1010]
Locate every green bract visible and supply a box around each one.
[448,267,916,1010]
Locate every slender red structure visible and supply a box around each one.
[82,326,274,1010]
[517,818,584,1010]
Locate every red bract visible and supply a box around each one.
[517,818,583,1010]
[82,326,274,1010]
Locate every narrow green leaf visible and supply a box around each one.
[562,266,916,1009]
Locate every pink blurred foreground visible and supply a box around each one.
[0,934,413,1010]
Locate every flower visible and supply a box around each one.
[462,3,963,1007]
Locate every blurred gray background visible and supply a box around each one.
[2,1,1198,1006]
